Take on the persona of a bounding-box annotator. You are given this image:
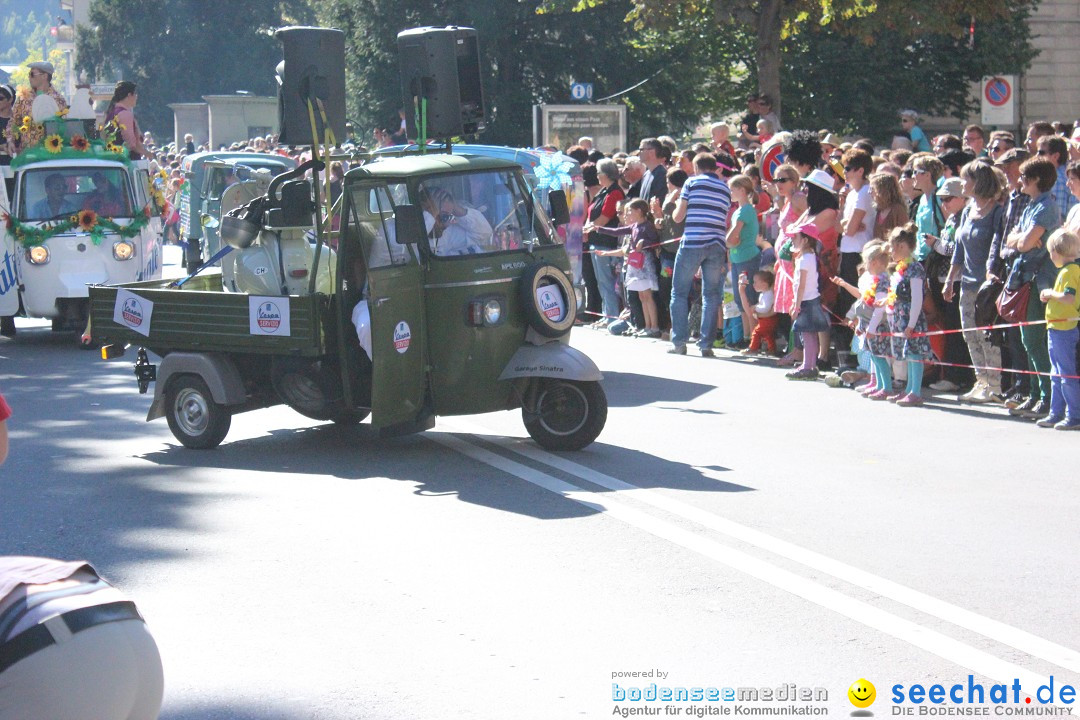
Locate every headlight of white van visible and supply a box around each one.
[27,246,50,265]
[112,241,135,261]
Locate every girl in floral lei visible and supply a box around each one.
[882,223,933,406]
[8,61,69,155]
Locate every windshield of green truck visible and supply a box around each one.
[19,167,134,221]
[417,169,555,257]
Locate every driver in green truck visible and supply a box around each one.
[350,184,493,359]
[420,185,490,256]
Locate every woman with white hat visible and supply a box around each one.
[786,168,840,370]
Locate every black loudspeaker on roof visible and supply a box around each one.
[397,26,486,140]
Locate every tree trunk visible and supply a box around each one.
[756,0,784,124]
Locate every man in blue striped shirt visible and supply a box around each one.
[669,153,731,356]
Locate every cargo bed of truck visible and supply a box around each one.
[88,271,331,357]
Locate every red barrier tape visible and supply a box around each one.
[582,236,682,255]
[915,356,1080,381]
[820,303,1079,339]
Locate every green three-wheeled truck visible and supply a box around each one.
[89,151,608,451]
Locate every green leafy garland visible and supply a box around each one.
[10,115,130,170]
[4,206,151,248]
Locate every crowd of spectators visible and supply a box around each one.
[568,97,1080,429]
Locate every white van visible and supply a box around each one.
[1,157,163,341]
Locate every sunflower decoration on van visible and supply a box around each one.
[7,203,152,248]
[76,209,99,232]
[70,134,90,152]
[44,134,64,153]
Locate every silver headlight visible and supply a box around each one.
[483,299,502,325]
[112,241,136,261]
[27,246,50,265]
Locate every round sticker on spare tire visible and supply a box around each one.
[520,264,576,338]
[393,321,411,353]
[537,284,565,321]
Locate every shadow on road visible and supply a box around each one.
[161,703,322,720]
[0,327,208,580]
[1,325,752,568]
[600,371,716,408]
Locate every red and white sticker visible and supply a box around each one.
[112,288,154,337]
[537,285,565,322]
[394,320,411,354]
[249,296,291,336]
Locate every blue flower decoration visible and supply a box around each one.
[534,152,574,192]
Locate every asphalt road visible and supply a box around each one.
[1,315,1078,719]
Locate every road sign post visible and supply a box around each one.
[570,83,593,103]
[981,75,1017,126]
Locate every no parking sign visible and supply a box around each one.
[760,139,786,182]
[981,75,1017,125]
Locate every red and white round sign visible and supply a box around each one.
[393,321,411,354]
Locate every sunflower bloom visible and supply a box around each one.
[71,135,89,152]
[77,209,98,232]
[44,134,63,153]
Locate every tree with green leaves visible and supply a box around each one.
[315,0,746,148]
[551,0,1035,124]
[76,0,312,138]
[781,5,1037,138]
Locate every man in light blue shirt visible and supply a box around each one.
[1037,135,1076,223]
[669,153,730,357]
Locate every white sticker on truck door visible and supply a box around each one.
[249,296,291,336]
[112,289,155,337]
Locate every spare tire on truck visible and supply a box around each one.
[519,264,576,338]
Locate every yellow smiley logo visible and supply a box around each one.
[848,678,876,708]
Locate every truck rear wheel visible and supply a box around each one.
[165,374,232,449]
[523,379,606,451]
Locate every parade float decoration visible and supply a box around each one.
[5,109,151,248]
[4,205,151,249]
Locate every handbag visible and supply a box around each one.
[627,250,645,269]
[995,281,1030,323]
[975,277,1004,328]
[976,277,1007,348]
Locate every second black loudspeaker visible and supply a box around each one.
[397,26,486,139]
[275,26,346,145]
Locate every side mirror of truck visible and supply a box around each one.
[394,204,426,244]
[548,189,570,227]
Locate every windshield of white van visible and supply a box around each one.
[417,169,554,257]
[19,167,134,221]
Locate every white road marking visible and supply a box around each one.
[439,421,1080,681]
[429,431,1051,694]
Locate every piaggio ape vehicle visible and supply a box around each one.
[88,151,607,451]
[1,118,162,340]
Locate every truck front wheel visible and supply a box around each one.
[523,379,606,451]
[165,375,232,449]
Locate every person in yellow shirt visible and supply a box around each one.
[1038,229,1080,429]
